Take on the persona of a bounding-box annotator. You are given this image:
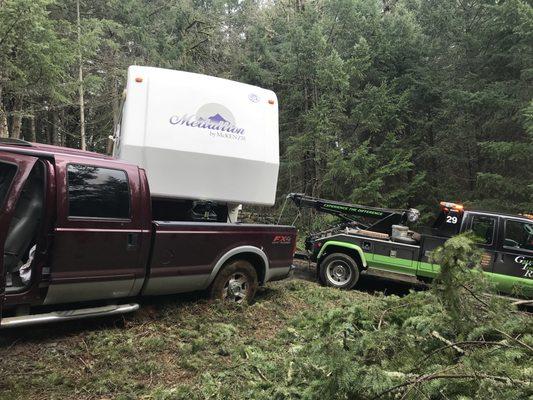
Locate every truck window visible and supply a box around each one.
[0,162,17,207]
[67,164,130,219]
[470,215,495,245]
[504,220,533,252]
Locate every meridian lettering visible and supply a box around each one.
[169,114,245,135]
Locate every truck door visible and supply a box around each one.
[467,213,498,273]
[44,157,150,305]
[0,152,39,320]
[493,217,533,295]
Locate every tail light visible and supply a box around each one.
[291,235,297,255]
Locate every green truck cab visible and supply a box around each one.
[289,194,532,298]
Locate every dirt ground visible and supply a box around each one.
[292,258,427,295]
[0,262,428,400]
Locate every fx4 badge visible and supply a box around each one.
[273,235,292,245]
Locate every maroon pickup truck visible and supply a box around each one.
[0,140,296,328]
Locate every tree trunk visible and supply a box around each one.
[45,111,53,144]
[51,111,58,145]
[10,97,22,139]
[29,109,37,142]
[108,78,120,154]
[0,86,9,138]
[60,110,66,146]
[77,0,87,151]
[87,108,94,150]
[59,109,65,146]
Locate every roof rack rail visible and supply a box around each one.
[0,138,33,147]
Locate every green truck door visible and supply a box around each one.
[491,218,533,297]
[469,213,498,273]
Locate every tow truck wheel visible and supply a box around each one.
[319,253,360,290]
[209,260,258,304]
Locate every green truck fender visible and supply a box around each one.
[316,240,368,268]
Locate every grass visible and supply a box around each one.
[0,279,375,400]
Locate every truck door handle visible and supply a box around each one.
[127,233,139,250]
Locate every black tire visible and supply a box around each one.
[209,260,258,304]
[319,252,360,290]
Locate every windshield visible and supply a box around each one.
[0,162,17,209]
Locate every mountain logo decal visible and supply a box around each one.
[208,114,228,123]
[169,103,245,140]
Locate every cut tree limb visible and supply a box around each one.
[373,371,530,399]
[431,331,465,354]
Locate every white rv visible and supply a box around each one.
[113,66,280,210]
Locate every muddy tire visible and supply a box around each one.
[209,260,258,304]
[319,252,360,290]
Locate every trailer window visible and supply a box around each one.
[504,220,533,252]
[470,215,495,245]
[67,164,130,219]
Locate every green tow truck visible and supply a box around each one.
[288,194,533,298]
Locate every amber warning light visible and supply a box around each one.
[440,201,464,213]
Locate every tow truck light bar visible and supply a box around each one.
[440,201,464,213]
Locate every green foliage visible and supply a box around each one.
[1,266,532,399]
[1,0,531,214]
[430,233,487,324]
[239,236,533,400]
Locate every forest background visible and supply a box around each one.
[1,0,532,217]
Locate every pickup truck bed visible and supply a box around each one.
[145,221,296,295]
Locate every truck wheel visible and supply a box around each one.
[319,253,360,290]
[209,260,258,304]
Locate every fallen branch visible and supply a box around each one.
[511,299,533,307]
[254,365,268,381]
[373,371,530,399]
[417,340,514,368]
[460,284,491,308]
[495,329,533,354]
[431,331,465,354]
[189,38,208,51]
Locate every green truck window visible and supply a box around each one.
[470,215,495,245]
[504,220,533,251]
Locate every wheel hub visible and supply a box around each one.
[326,261,352,286]
[223,273,248,303]
[332,265,347,278]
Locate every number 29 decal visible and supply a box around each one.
[446,215,458,224]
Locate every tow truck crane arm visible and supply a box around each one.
[287,193,420,234]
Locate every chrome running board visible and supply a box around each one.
[0,303,139,329]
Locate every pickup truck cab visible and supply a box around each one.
[305,201,533,298]
[0,140,296,328]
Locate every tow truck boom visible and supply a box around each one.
[287,193,420,234]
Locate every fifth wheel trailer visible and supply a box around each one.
[114,66,280,207]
